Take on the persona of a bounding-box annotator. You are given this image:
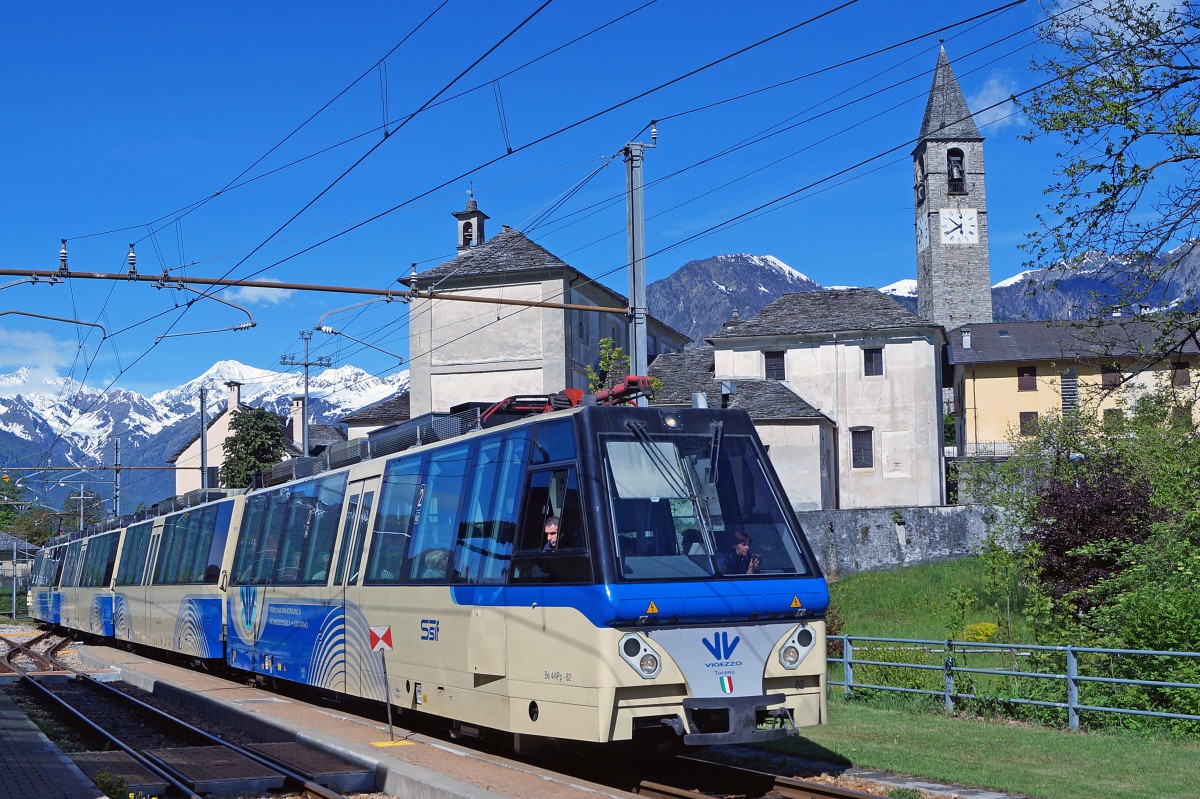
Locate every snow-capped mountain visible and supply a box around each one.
[0,361,409,511]
[648,253,824,343]
[991,241,1200,321]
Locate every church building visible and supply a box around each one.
[914,47,993,330]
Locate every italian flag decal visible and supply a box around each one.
[719,676,734,694]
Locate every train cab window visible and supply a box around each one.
[603,430,812,580]
[365,456,423,584]
[510,466,590,584]
[454,431,527,584]
[531,419,576,465]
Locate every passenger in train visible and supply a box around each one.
[722,530,760,574]
[542,516,561,551]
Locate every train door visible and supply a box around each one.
[331,476,378,694]
[138,526,163,645]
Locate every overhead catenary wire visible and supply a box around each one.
[23,0,1089,479]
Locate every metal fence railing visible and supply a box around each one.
[829,635,1200,731]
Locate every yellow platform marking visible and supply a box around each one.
[371,740,415,747]
[646,600,659,614]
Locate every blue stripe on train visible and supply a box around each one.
[451,576,829,627]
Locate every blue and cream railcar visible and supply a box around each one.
[223,403,829,746]
[58,526,122,636]
[28,539,68,624]
[115,495,244,659]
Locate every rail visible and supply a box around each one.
[830,635,1200,731]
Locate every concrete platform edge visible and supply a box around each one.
[0,691,107,799]
[78,645,513,799]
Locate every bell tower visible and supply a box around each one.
[452,190,489,253]
[914,47,993,330]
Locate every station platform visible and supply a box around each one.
[0,690,106,799]
[74,645,631,799]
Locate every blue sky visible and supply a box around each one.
[0,0,1060,399]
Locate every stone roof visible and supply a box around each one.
[401,225,692,344]
[0,531,38,555]
[947,319,1200,365]
[342,391,411,425]
[709,288,932,339]
[648,346,827,421]
[283,421,346,454]
[919,47,980,141]
[403,226,586,289]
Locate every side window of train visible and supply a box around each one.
[270,473,347,585]
[509,466,590,584]
[116,522,153,586]
[401,441,470,583]
[231,490,289,585]
[63,541,83,587]
[453,430,528,585]
[364,456,423,584]
[80,532,119,587]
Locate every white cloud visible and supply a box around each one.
[969,71,1025,131]
[0,328,72,397]
[226,279,296,305]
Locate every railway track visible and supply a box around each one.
[1,633,371,799]
[633,755,890,799]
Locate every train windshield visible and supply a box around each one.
[603,424,811,580]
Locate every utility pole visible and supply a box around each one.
[113,438,121,518]
[625,124,656,406]
[280,331,331,456]
[199,387,209,490]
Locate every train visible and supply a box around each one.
[28,385,830,748]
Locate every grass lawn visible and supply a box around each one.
[768,700,1200,799]
[828,556,1027,641]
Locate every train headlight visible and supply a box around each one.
[778,623,817,671]
[618,633,662,679]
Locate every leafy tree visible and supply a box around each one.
[966,383,1200,650]
[585,337,663,395]
[1021,1,1200,320]
[221,407,285,489]
[586,338,631,393]
[0,476,24,531]
[1026,452,1159,612]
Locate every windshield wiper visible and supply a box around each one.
[708,421,723,486]
[624,420,716,544]
[624,420,692,498]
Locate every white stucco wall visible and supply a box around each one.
[756,422,828,511]
[172,408,233,495]
[714,331,944,509]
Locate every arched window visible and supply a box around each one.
[947,149,966,194]
[462,220,474,247]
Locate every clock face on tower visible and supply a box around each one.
[916,214,930,251]
[940,208,978,244]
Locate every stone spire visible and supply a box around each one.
[918,47,980,141]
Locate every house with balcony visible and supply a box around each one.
[947,319,1200,457]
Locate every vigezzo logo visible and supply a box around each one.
[420,619,440,641]
[702,630,741,665]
